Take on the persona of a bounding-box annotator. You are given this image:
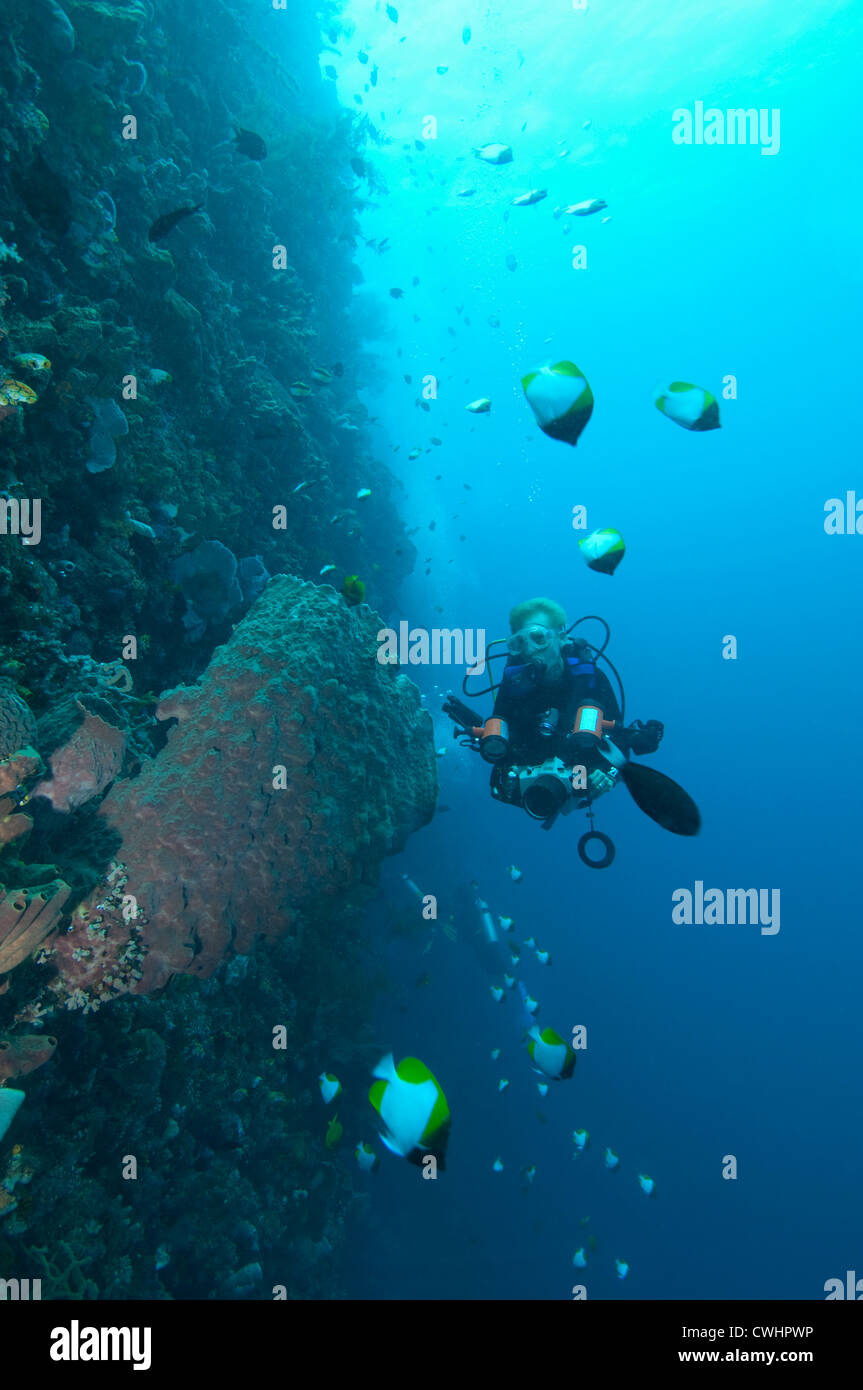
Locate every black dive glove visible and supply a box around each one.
[625,719,664,755]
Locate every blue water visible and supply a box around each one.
[335,0,863,1299]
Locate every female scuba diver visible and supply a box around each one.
[442,597,700,868]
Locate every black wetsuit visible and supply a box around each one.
[489,641,662,809]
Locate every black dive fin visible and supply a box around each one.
[620,762,701,836]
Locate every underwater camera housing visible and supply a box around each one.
[517,757,576,821]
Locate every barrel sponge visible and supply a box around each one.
[51,576,438,1001]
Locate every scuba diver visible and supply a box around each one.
[443,597,700,868]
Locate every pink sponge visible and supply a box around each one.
[50,576,437,1007]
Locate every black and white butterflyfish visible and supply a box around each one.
[369,1053,451,1169]
[652,380,720,432]
[526,1025,576,1080]
[522,359,594,446]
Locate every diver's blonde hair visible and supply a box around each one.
[509,597,568,632]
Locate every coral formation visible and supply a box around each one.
[0,749,43,849]
[0,1033,57,1082]
[0,880,71,977]
[169,539,243,640]
[84,396,128,474]
[0,685,37,760]
[1,926,375,1298]
[32,696,126,811]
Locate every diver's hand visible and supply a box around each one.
[627,719,664,755]
[588,767,618,799]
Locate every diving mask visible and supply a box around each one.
[507,623,560,657]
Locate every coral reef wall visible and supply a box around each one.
[0,1,434,1298]
[1,0,412,703]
